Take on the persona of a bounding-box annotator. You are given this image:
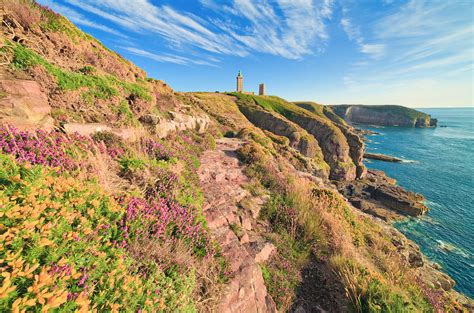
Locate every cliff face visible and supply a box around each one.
[231,94,366,181]
[331,105,437,127]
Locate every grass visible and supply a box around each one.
[7,42,151,101]
[235,137,440,312]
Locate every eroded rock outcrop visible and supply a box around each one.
[139,111,210,138]
[337,169,429,220]
[0,78,54,130]
[286,114,358,181]
[237,102,330,178]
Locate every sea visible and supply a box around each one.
[359,107,474,298]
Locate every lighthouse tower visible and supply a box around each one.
[236,70,243,92]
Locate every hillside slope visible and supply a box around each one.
[0,1,472,312]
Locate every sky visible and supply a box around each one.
[37,0,473,108]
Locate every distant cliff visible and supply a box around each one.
[331,105,438,127]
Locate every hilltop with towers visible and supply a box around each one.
[236,70,265,96]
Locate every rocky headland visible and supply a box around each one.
[331,104,438,127]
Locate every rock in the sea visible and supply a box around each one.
[364,153,402,163]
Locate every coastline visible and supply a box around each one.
[349,121,474,306]
[336,162,474,308]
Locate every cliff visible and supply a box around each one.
[0,1,472,312]
[331,104,438,127]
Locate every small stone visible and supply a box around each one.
[241,217,252,231]
[240,233,250,244]
[255,243,276,263]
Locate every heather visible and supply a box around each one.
[0,125,93,170]
[236,138,447,311]
[0,126,224,311]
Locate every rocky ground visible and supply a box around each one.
[336,169,429,221]
[198,138,277,312]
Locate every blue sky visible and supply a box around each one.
[38,0,473,107]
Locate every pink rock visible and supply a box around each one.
[240,233,250,244]
[0,79,53,130]
[255,243,276,264]
[241,217,252,231]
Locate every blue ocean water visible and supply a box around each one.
[360,108,474,298]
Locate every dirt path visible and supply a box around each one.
[198,138,276,313]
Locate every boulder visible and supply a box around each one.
[0,79,54,130]
[63,123,146,142]
[141,111,210,138]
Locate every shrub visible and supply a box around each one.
[0,154,195,311]
[142,138,174,161]
[2,0,41,31]
[118,157,145,175]
[0,125,93,171]
[92,131,126,159]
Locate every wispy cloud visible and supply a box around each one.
[340,16,385,59]
[39,0,126,37]
[121,47,219,67]
[205,0,334,59]
[340,0,473,106]
[57,0,333,62]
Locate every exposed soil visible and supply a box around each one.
[290,257,349,313]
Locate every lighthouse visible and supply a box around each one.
[236,70,243,93]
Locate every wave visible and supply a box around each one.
[436,240,471,258]
[400,159,418,164]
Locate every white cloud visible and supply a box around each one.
[39,0,126,37]
[340,16,385,59]
[339,0,473,107]
[60,0,333,61]
[121,47,219,67]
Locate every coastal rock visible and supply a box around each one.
[336,169,428,220]
[364,153,402,163]
[373,185,427,216]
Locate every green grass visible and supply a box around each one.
[8,43,150,101]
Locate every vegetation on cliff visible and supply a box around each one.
[0,1,469,312]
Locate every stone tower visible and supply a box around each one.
[259,83,265,96]
[236,70,243,92]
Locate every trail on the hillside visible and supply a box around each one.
[198,138,350,313]
[198,138,276,312]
